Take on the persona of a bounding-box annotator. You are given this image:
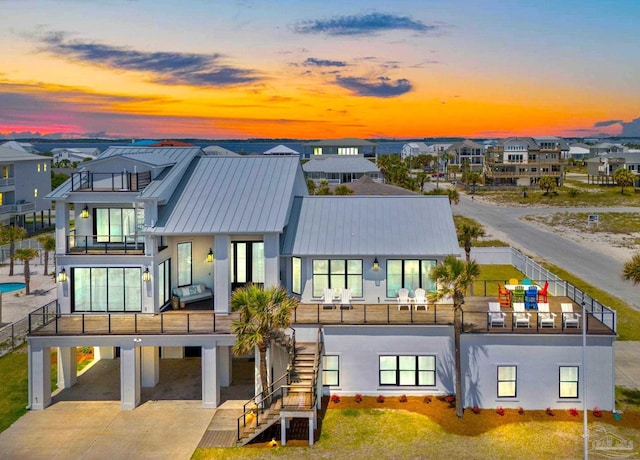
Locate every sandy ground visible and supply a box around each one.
[0,261,57,326]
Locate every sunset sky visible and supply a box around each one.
[1,0,640,140]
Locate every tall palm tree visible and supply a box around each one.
[613,168,636,195]
[622,253,640,285]
[231,284,298,400]
[13,247,39,295]
[456,222,484,295]
[37,234,56,276]
[0,225,27,276]
[429,255,480,418]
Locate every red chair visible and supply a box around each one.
[498,283,511,308]
[537,281,549,302]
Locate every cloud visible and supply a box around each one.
[293,12,438,36]
[593,119,623,128]
[621,117,640,136]
[38,32,262,87]
[334,76,412,97]
[303,57,347,67]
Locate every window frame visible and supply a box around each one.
[71,267,142,312]
[386,259,436,298]
[497,365,517,398]
[177,242,192,287]
[559,366,579,399]
[379,355,436,387]
[312,259,363,298]
[322,355,339,386]
[292,257,302,295]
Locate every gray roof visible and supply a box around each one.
[282,195,460,256]
[0,145,48,162]
[303,138,376,147]
[499,137,539,149]
[147,156,301,234]
[202,145,239,156]
[302,156,380,174]
[263,144,299,155]
[446,139,485,151]
[343,176,419,196]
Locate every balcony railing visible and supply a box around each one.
[71,171,152,192]
[0,201,36,215]
[67,233,145,254]
[0,177,15,187]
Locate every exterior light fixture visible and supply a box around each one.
[58,268,67,282]
[80,205,89,219]
[206,248,214,263]
[142,267,151,282]
[373,257,380,272]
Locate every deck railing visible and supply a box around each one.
[71,171,151,192]
[66,232,145,254]
[1,300,57,357]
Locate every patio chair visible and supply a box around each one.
[522,278,532,285]
[508,278,519,286]
[537,281,549,303]
[498,283,511,308]
[561,303,581,328]
[511,285,525,306]
[340,288,352,310]
[322,288,336,309]
[488,302,506,328]
[413,288,428,311]
[397,288,411,311]
[524,287,538,310]
[537,303,556,328]
[512,302,531,328]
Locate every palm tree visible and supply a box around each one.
[538,176,557,195]
[456,221,484,295]
[37,234,56,276]
[231,284,298,400]
[447,188,460,205]
[13,247,39,294]
[429,255,480,418]
[613,168,636,195]
[0,225,27,276]
[622,253,640,285]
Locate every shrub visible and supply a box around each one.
[354,394,363,403]
[546,407,555,416]
[567,188,579,198]
[444,395,455,406]
[496,406,505,416]
[518,406,525,415]
[423,395,432,404]
[569,408,579,417]
[377,395,385,403]
[593,407,602,418]
[399,395,408,403]
[330,394,340,404]
[472,405,481,414]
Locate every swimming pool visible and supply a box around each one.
[0,282,26,293]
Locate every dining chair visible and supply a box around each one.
[524,287,538,310]
[497,283,511,308]
[537,281,549,303]
[522,278,532,286]
[508,278,519,286]
[511,285,525,306]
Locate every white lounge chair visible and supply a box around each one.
[561,303,581,328]
[397,288,410,311]
[512,302,531,328]
[340,288,352,310]
[413,288,428,311]
[322,288,336,309]
[537,302,556,328]
[488,301,506,328]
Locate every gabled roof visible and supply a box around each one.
[499,137,539,149]
[0,145,48,162]
[282,195,460,256]
[303,138,376,147]
[146,156,302,234]
[263,144,299,155]
[202,145,239,156]
[343,176,418,196]
[446,139,484,151]
[1,140,37,153]
[302,156,380,174]
[403,142,429,150]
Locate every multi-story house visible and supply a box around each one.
[484,137,566,186]
[586,152,640,185]
[401,142,429,160]
[444,139,485,173]
[0,143,52,227]
[28,146,615,447]
[301,138,376,159]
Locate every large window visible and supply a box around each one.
[313,259,362,297]
[386,260,436,297]
[292,257,301,295]
[158,259,171,306]
[497,366,517,397]
[95,208,143,243]
[72,267,142,312]
[379,355,436,386]
[177,242,192,287]
[559,366,579,398]
[323,355,339,386]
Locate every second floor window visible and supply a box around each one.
[313,259,362,297]
[95,208,142,243]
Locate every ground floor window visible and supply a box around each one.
[497,365,517,397]
[559,366,579,398]
[379,355,436,386]
[72,267,142,312]
[313,259,362,297]
[386,259,436,297]
[322,355,339,386]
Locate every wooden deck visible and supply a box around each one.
[29,296,615,337]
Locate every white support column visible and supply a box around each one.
[57,346,77,389]
[28,343,51,410]
[120,344,141,410]
[94,346,115,360]
[218,346,231,387]
[308,415,314,446]
[214,235,230,313]
[263,233,280,289]
[280,416,287,446]
[254,347,262,398]
[141,346,159,388]
[202,344,219,408]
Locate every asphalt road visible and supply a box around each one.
[451,193,639,310]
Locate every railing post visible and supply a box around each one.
[364,304,367,324]
[108,314,112,334]
[82,313,85,334]
[187,314,190,332]
[135,314,138,333]
[11,324,14,349]
[387,304,390,323]
[161,313,164,333]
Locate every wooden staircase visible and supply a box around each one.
[236,333,320,446]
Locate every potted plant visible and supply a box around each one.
[569,408,579,417]
[472,405,481,414]
[377,395,385,403]
[330,394,340,404]
[593,407,602,418]
[496,406,505,416]
[546,407,555,416]
[354,394,363,403]
[423,395,432,404]
[517,406,525,415]
[399,395,408,403]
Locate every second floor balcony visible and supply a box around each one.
[67,232,145,255]
[0,201,35,216]
[71,171,152,192]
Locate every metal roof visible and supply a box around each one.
[303,138,376,147]
[302,156,380,174]
[282,195,460,256]
[146,156,301,234]
[0,145,49,162]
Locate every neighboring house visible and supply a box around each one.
[591,142,627,156]
[28,145,616,447]
[401,142,429,160]
[341,175,418,195]
[202,145,240,156]
[301,138,376,159]
[585,152,640,185]
[302,155,382,184]
[445,139,485,172]
[263,145,300,156]
[52,148,101,165]
[568,143,592,161]
[0,144,52,226]
[0,140,39,154]
[484,137,565,186]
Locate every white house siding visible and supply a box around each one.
[319,325,454,397]
[462,334,615,411]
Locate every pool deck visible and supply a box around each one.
[0,261,57,326]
